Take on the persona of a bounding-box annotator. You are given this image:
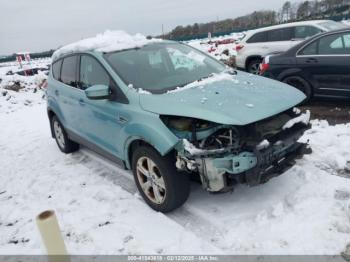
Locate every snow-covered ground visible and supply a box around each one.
[0,58,50,114]
[1,58,350,255]
[186,33,243,61]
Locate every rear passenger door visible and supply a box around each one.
[56,55,82,132]
[266,27,295,53]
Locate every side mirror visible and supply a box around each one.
[84,85,110,100]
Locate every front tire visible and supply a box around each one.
[283,76,312,102]
[51,116,79,153]
[132,146,190,213]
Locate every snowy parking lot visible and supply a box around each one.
[1,61,350,255]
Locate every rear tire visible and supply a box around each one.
[283,76,312,102]
[51,116,79,153]
[247,58,262,74]
[132,146,190,213]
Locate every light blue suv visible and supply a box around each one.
[47,39,311,212]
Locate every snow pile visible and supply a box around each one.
[0,62,49,113]
[256,139,270,150]
[167,72,236,93]
[186,32,245,62]
[52,30,162,61]
[283,110,311,130]
[342,19,350,26]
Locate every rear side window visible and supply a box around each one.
[61,56,78,87]
[52,59,62,81]
[294,26,322,39]
[268,28,293,41]
[247,32,268,43]
[318,33,350,55]
[344,33,350,48]
[79,55,110,90]
[299,32,350,55]
[300,41,318,55]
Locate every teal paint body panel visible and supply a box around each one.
[140,71,306,126]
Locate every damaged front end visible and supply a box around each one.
[162,108,312,192]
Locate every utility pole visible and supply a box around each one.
[162,24,164,39]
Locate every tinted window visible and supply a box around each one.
[343,33,350,48]
[79,55,110,90]
[300,41,318,55]
[318,33,347,55]
[52,59,62,81]
[294,26,322,39]
[268,28,293,41]
[247,32,268,43]
[61,56,78,87]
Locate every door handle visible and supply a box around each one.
[79,99,85,106]
[54,90,59,96]
[306,58,318,63]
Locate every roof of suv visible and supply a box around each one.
[52,30,163,62]
[245,20,331,35]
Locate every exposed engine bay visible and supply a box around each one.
[161,107,311,192]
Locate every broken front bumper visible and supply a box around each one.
[177,123,311,192]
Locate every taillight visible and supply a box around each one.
[259,62,269,75]
[236,44,244,51]
[259,56,270,75]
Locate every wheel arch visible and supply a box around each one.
[245,55,262,70]
[47,108,57,138]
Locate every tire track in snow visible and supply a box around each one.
[70,147,228,252]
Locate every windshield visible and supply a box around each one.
[104,42,226,93]
[318,21,348,31]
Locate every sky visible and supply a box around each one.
[0,0,301,55]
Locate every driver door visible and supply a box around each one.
[77,54,127,158]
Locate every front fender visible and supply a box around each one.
[122,121,179,169]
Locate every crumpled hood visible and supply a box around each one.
[139,71,306,125]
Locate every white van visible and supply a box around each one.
[235,20,348,74]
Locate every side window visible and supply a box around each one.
[61,56,78,87]
[318,33,345,55]
[299,41,318,55]
[268,28,292,42]
[52,59,62,81]
[79,55,110,90]
[247,32,268,43]
[294,26,322,39]
[343,33,350,48]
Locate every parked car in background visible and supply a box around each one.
[235,20,348,74]
[260,29,350,101]
[47,32,311,212]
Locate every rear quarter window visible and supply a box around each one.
[51,59,62,81]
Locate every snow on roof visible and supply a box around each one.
[52,30,162,61]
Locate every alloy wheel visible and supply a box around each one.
[53,120,65,149]
[136,156,166,204]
